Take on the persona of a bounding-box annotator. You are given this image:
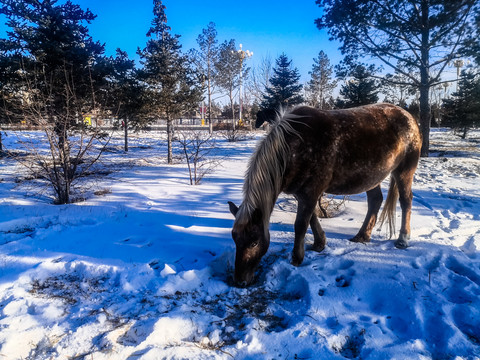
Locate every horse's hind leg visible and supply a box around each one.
[310,212,326,252]
[351,185,383,243]
[392,167,416,249]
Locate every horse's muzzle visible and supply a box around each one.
[236,280,249,288]
[234,269,255,287]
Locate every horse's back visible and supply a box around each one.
[282,104,421,196]
[290,103,419,142]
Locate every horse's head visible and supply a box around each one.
[228,201,270,287]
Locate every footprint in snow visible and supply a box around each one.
[440,254,480,347]
[448,218,461,230]
[338,259,355,270]
[452,305,480,346]
[445,255,480,286]
[335,269,355,288]
[444,276,477,305]
[335,274,350,287]
[461,233,480,258]
[411,251,443,271]
[116,237,152,248]
[332,327,366,359]
[148,259,161,270]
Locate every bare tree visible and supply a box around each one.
[305,51,337,109]
[192,22,219,134]
[215,39,249,128]
[248,55,273,104]
[381,72,417,107]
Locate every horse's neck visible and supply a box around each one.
[243,117,293,226]
[242,182,280,227]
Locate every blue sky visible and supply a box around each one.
[0,0,343,83]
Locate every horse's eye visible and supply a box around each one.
[249,241,259,249]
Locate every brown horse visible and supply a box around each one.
[228,103,422,287]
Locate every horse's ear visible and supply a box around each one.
[252,208,263,224]
[255,111,265,128]
[228,201,239,216]
[255,108,276,128]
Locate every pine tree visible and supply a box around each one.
[214,39,247,124]
[442,69,480,138]
[193,22,218,133]
[1,0,106,120]
[336,65,379,108]
[316,0,479,156]
[0,37,23,154]
[107,49,148,152]
[261,53,304,110]
[0,0,111,204]
[138,0,202,164]
[306,51,337,109]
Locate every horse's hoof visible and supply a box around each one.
[350,234,370,243]
[395,233,410,249]
[291,247,305,266]
[291,256,304,267]
[311,244,325,252]
[394,239,408,249]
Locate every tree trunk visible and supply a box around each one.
[182,142,193,185]
[419,0,431,158]
[319,87,325,110]
[229,90,235,131]
[167,118,173,164]
[62,182,70,204]
[55,121,69,164]
[419,84,431,157]
[124,117,128,152]
[55,176,70,205]
[207,77,213,134]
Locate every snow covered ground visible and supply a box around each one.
[0,127,479,359]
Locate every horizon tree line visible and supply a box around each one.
[2,0,478,134]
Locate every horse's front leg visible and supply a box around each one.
[292,197,317,266]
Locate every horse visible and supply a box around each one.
[228,103,422,287]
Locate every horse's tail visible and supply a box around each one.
[378,176,399,239]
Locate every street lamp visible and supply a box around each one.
[236,44,253,128]
[442,81,449,96]
[451,59,471,91]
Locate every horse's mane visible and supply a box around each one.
[236,108,303,229]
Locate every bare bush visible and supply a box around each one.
[177,130,220,185]
[219,128,248,142]
[317,194,348,218]
[277,193,348,219]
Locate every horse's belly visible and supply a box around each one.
[326,168,391,195]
